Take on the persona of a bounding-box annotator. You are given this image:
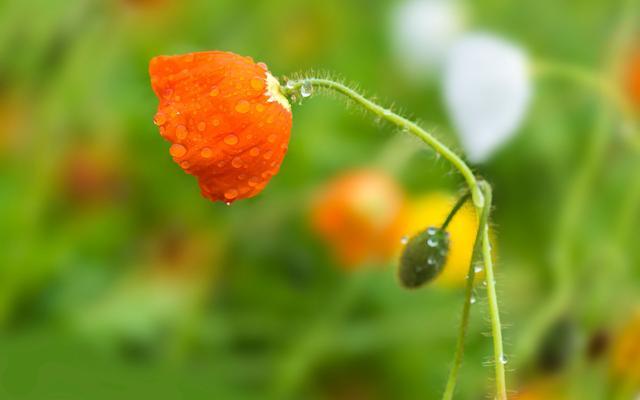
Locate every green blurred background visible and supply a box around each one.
[1,0,640,399]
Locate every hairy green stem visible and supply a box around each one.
[283,78,484,210]
[442,185,493,400]
[283,78,506,399]
[478,182,507,399]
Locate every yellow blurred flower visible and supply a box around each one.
[400,192,488,287]
[611,311,640,386]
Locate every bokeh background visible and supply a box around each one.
[1,0,640,399]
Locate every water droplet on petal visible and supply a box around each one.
[263,151,273,160]
[400,236,409,245]
[224,189,238,200]
[176,125,188,140]
[249,147,260,157]
[169,143,187,157]
[201,147,213,158]
[231,157,243,168]
[197,122,206,131]
[268,134,277,143]
[255,104,265,112]
[427,227,438,235]
[286,80,295,89]
[235,100,251,113]
[251,77,265,91]
[427,237,439,247]
[153,112,167,126]
[224,134,238,145]
[500,354,508,365]
[248,177,259,187]
[209,86,219,96]
[212,118,220,126]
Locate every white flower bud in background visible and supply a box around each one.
[391,0,467,79]
[443,33,533,163]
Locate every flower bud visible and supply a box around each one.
[399,226,449,288]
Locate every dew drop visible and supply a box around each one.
[200,147,213,158]
[300,81,313,98]
[224,134,238,145]
[400,236,409,245]
[263,150,273,160]
[470,295,477,304]
[176,125,188,140]
[251,77,265,91]
[257,62,268,71]
[249,147,260,157]
[225,201,232,206]
[268,134,277,143]
[231,157,243,168]
[180,160,190,169]
[212,118,220,126]
[427,237,439,247]
[255,104,265,112]
[499,354,508,365]
[427,256,437,266]
[224,189,238,200]
[153,112,167,126]
[474,265,483,273]
[209,86,219,97]
[248,176,260,187]
[266,116,274,124]
[427,227,438,235]
[286,80,295,90]
[197,122,206,131]
[169,143,187,157]
[235,100,251,113]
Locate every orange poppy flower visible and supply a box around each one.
[311,169,406,269]
[149,51,292,203]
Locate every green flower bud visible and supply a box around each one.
[399,226,450,289]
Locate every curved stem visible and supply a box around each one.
[283,78,484,209]
[442,185,494,400]
[283,78,506,399]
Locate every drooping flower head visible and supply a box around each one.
[149,51,292,203]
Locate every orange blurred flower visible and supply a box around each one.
[399,192,485,288]
[149,51,292,203]
[311,169,406,269]
[623,49,640,109]
[60,142,128,206]
[510,378,565,400]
